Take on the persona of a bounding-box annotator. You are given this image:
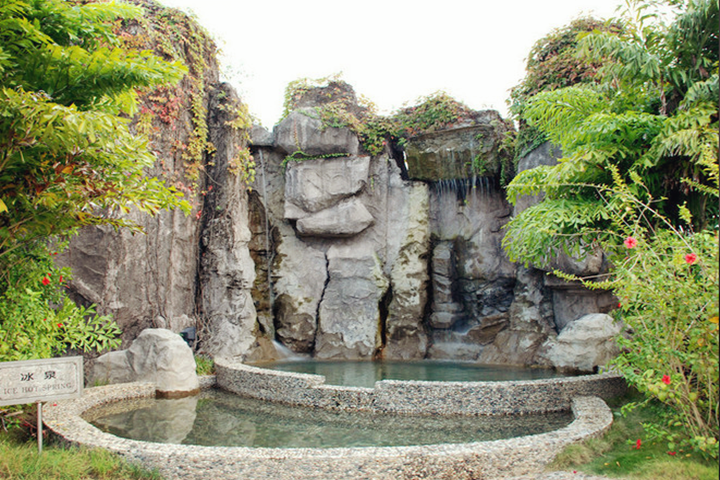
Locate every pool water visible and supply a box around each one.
[86,389,573,449]
[258,360,574,388]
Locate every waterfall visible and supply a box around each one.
[258,150,274,306]
[272,340,304,361]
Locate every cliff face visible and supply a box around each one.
[60,1,259,351]
[248,87,616,370]
[61,3,616,372]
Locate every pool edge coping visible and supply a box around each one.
[43,379,615,480]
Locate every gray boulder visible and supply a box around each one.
[538,313,623,372]
[91,351,132,385]
[250,125,274,147]
[199,85,259,361]
[384,182,431,359]
[315,243,389,359]
[274,108,360,156]
[272,236,327,353]
[284,155,370,217]
[92,328,199,397]
[296,197,374,237]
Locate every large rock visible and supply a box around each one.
[545,275,617,331]
[404,112,513,181]
[476,266,554,365]
[315,243,389,359]
[384,182,431,359]
[515,141,609,277]
[58,3,219,343]
[274,108,360,156]
[426,184,518,360]
[538,313,623,372]
[478,330,547,366]
[92,328,199,397]
[429,241,464,330]
[200,84,259,360]
[513,141,561,214]
[296,197,374,237]
[272,234,327,353]
[91,351,132,385]
[284,155,370,217]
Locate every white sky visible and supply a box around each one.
[158,0,623,127]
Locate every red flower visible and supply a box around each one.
[662,375,671,385]
[635,439,642,449]
[668,451,676,456]
[617,302,622,309]
[624,236,638,249]
[685,253,697,265]
[57,323,64,328]
[59,275,63,283]
[41,277,50,286]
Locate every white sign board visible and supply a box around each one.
[0,356,83,406]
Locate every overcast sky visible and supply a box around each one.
[158,0,623,127]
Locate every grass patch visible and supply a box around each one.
[549,392,719,480]
[0,430,162,480]
[195,354,215,376]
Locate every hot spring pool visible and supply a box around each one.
[84,388,573,448]
[257,359,575,388]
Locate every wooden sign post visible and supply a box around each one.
[0,357,84,454]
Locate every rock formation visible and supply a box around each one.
[92,328,199,397]
[245,85,618,371]
[59,2,620,373]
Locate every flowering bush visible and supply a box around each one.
[0,242,121,361]
[570,169,720,459]
[609,227,719,458]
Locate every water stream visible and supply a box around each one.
[258,149,273,305]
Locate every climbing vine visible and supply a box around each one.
[508,17,623,159]
[115,1,219,191]
[220,99,256,186]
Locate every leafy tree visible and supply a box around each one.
[0,0,190,255]
[503,0,718,267]
[508,17,623,159]
[503,0,718,458]
[0,0,190,361]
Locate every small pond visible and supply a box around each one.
[85,388,573,449]
[256,359,576,388]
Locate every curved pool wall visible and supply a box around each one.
[44,379,615,480]
[216,358,627,415]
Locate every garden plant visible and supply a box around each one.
[504,0,718,460]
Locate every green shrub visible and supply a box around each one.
[0,242,121,362]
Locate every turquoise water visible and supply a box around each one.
[259,360,574,388]
[86,389,573,448]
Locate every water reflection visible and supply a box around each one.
[87,389,573,448]
[262,360,573,388]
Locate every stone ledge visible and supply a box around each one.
[216,359,626,415]
[43,381,614,480]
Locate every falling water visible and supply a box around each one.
[257,150,274,306]
[271,340,304,361]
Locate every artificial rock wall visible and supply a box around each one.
[59,3,616,371]
[246,86,617,369]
